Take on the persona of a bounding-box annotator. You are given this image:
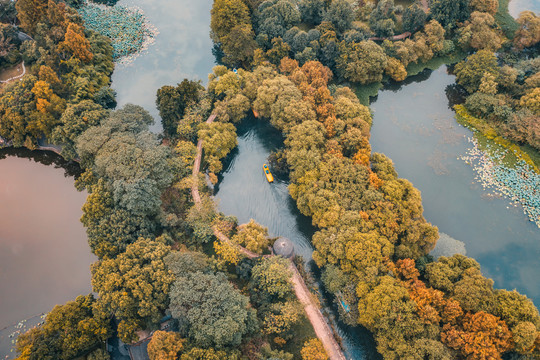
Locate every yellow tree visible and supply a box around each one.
[147,331,185,360]
[301,339,328,360]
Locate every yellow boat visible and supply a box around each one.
[263,164,274,183]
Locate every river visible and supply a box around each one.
[0,149,93,358]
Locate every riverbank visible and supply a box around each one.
[192,113,347,360]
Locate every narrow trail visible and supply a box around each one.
[0,61,26,84]
[191,114,347,360]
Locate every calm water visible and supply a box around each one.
[0,149,93,357]
[215,117,381,360]
[111,0,215,130]
[509,0,540,17]
[370,66,540,306]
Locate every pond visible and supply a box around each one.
[110,0,215,131]
[369,66,540,306]
[0,149,94,358]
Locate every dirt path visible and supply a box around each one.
[191,113,347,360]
[369,31,411,41]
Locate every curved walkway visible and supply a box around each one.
[190,114,347,360]
[0,61,26,84]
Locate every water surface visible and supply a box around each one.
[111,0,215,130]
[370,66,540,306]
[0,149,93,330]
[509,0,540,18]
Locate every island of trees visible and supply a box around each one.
[1,0,539,359]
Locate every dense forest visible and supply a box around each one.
[1,0,539,359]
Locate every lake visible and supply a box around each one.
[110,0,215,131]
[369,66,540,306]
[0,149,94,358]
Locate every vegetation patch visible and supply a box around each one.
[78,3,157,63]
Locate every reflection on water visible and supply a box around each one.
[111,0,215,131]
[214,116,315,260]
[0,148,93,332]
[214,117,381,360]
[509,0,540,18]
[370,66,540,306]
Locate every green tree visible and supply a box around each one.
[91,238,174,343]
[430,0,470,28]
[402,3,427,33]
[76,104,173,217]
[250,257,293,302]
[156,80,204,137]
[322,0,354,34]
[337,41,388,84]
[299,0,325,25]
[454,50,499,93]
[169,271,258,348]
[221,24,258,67]
[51,100,109,160]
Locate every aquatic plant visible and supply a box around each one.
[78,3,157,63]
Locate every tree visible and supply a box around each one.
[210,0,251,42]
[262,300,303,335]
[301,338,328,360]
[0,0,17,24]
[60,23,94,62]
[180,348,231,360]
[369,0,397,37]
[76,104,173,217]
[250,257,293,302]
[337,41,388,84]
[156,80,204,137]
[51,100,109,159]
[299,0,325,25]
[385,57,407,82]
[402,3,427,33]
[147,331,185,360]
[231,219,270,254]
[458,11,503,51]
[15,295,111,360]
[520,88,540,115]
[169,271,258,348]
[322,0,354,34]
[514,11,540,49]
[15,0,47,35]
[454,50,499,93]
[430,0,470,28]
[91,239,174,343]
[469,0,498,15]
[221,24,258,67]
[441,311,512,359]
[198,121,237,174]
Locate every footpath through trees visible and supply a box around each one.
[191,114,347,360]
